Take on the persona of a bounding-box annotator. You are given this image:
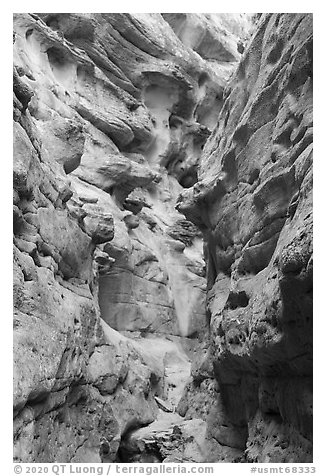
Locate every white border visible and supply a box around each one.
[3,4,323,473]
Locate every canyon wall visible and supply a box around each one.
[178,13,313,463]
[13,13,251,462]
[13,12,312,464]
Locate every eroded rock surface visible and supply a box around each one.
[178,13,313,463]
[13,13,251,463]
[120,412,208,463]
[14,12,312,464]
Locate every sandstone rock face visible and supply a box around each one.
[14,12,311,464]
[178,13,313,463]
[13,12,249,341]
[13,13,252,463]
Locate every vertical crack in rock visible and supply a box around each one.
[13,12,312,464]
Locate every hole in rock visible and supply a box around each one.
[47,46,67,69]
[198,72,209,87]
[179,169,198,188]
[226,290,249,310]
[143,83,178,111]
[25,29,33,40]
[128,102,139,112]
[116,421,163,463]
[274,126,293,148]
[47,46,76,88]
[168,114,183,129]
[271,150,278,163]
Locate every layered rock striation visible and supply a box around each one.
[13,13,252,462]
[14,12,312,464]
[178,13,313,462]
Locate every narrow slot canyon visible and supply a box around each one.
[13,13,313,464]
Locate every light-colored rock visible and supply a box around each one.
[154,396,174,413]
[14,11,276,465]
[120,410,208,463]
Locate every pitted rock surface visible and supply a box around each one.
[13,13,312,464]
[177,13,313,463]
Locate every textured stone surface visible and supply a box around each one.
[178,13,313,463]
[14,12,312,465]
[13,12,248,341]
[119,411,208,463]
[13,12,251,463]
